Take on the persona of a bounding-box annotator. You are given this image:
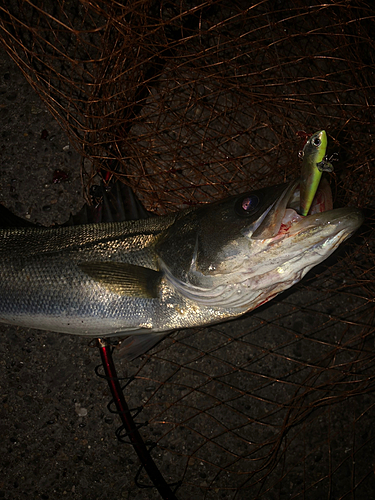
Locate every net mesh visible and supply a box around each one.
[1,1,374,211]
[1,1,374,498]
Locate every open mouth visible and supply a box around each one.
[251,179,336,240]
[277,178,333,235]
[288,177,333,215]
[276,178,363,240]
[250,178,362,242]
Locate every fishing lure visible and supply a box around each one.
[299,130,333,216]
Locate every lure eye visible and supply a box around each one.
[312,137,321,147]
[235,194,260,216]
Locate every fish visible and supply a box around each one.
[0,180,363,360]
[299,130,333,216]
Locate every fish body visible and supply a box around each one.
[0,181,362,358]
[299,130,333,216]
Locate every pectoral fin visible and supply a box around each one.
[79,262,162,298]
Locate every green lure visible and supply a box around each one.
[299,130,333,216]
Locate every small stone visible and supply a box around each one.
[75,403,88,417]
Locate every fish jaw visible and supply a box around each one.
[239,180,364,296]
[240,206,363,298]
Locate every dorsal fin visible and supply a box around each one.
[0,169,154,229]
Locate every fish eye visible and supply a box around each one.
[312,137,321,147]
[235,194,260,216]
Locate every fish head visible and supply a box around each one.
[157,180,363,311]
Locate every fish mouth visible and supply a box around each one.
[253,178,363,242]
